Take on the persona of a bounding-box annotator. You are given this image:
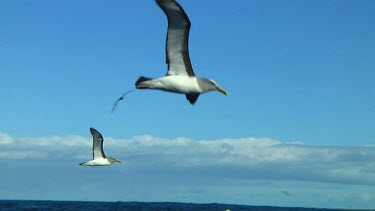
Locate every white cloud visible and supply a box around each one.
[0,132,13,144]
[1,131,374,186]
[0,151,45,159]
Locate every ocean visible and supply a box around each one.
[0,200,369,211]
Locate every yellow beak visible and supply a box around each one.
[216,86,228,95]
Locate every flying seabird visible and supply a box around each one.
[111,90,133,113]
[79,128,121,166]
[135,0,228,105]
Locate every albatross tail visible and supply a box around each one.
[135,76,154,89]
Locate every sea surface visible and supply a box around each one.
[0,200,371,211]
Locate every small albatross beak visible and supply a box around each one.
[216,86,228,95]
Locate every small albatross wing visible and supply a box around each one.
[156,0,195,77]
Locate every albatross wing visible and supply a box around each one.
[156,0,195,77]
[185,93,200,104]
[90,127,106,159]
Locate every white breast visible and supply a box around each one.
[153,75,201,93]
[86,158,111,166]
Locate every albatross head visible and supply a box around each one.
[199,78,228,95]
[108,157,122,164]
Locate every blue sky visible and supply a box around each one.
[0,0,374,209]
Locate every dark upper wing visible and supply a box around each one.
[156,0,195,77]
[90,128,106,159]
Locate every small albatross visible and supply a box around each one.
[135,0,228,104]
[79,128,121,166]
[111,90,133,113]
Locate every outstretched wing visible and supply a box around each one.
[156,0,195,77]
[90,128,106,159]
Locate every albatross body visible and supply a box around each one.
[79,128,121,167]
[135,0,228,105]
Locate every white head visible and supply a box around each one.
[198,78,228,95]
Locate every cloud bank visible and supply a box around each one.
[1,131,374,186]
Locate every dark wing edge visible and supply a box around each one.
[90,127,106,159]
[111,100,120,114]
[156,0,195,77]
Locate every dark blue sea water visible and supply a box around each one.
[0,200,369,211]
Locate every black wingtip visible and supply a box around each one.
[90,127,101,136]
[156,0,174,5]
[185,94,199,105]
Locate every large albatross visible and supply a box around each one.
[135,0,228,104]
[79,128,121,166]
